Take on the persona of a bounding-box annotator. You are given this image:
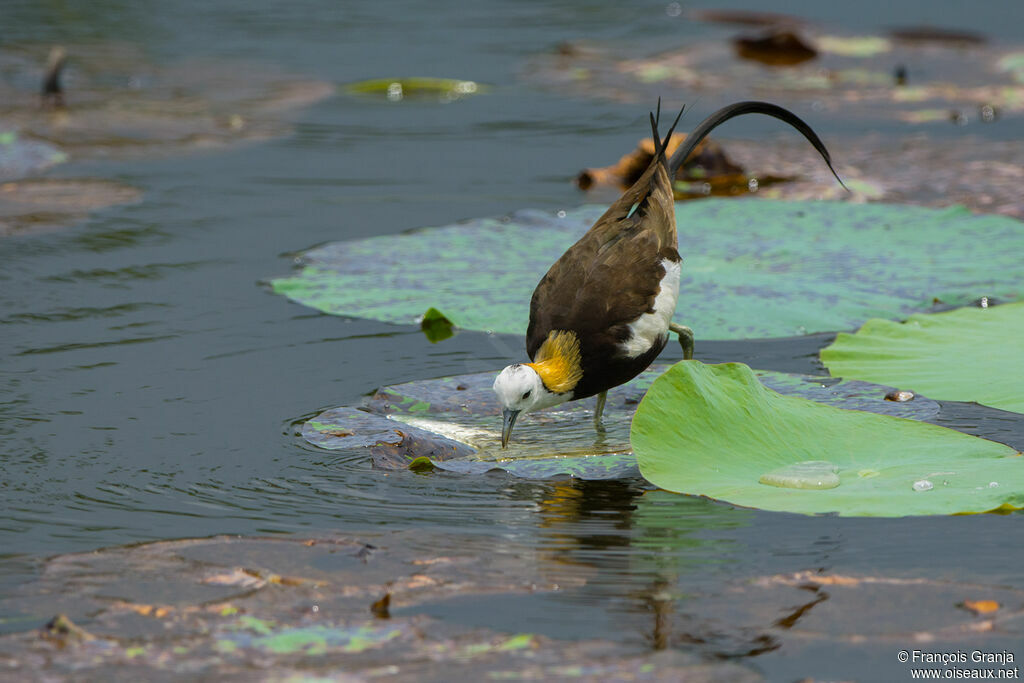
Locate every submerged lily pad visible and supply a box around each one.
[304,363,942,480]
[271,200,1024,340]
[821,302,1024,414]
[631,361,1023,516]
[0,44,333,158]
[0,178,141,236]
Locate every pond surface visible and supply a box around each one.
[2,0,1023,679]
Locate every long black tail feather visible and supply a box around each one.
[666,101,847,191]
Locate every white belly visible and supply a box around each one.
[619,258,681,359]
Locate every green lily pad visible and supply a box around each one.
[303,363,941,480]
[271,200,1024,340]
[631,361,1024,516]
[821,302,1024,414]
[345,78,484,102]
[420,306,456,343]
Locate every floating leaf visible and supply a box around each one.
[631,361,1023,516]
[420,306,456,343]
[821,302,1024,414]
[0,178,141,236]
[345,78,484,102]
[305,363,942,480]
[271,200,1024,340]
[962,599,1000,615]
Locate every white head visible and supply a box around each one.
[492,363,567,447]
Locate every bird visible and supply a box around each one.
[493,100,846,448]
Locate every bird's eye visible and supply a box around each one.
[522,390,532,400]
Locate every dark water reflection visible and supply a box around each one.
[2,0,1024,678]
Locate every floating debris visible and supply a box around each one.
[733,31,818,66]
[524,31,1024,126]
[575,134,781,199]
[885,389,915,402]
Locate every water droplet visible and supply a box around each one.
[556,210,567,218]
[759,461,840,490]
[989,482,999,488]
[913,480,933,492]
[386,82,404,101]
[747,177,759,192]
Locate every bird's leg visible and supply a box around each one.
[669,323,694,360]
[593,390,608,428]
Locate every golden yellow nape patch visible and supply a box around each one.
[527,330,583,394]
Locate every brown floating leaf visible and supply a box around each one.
[734,31,818,66]
[962,599,1000,615]
[576,135,757,198]
[370,593,391,619]
[42,614,95,642]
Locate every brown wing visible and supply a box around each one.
[527,160,678,359]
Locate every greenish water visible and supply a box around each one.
[2,1,1024,679]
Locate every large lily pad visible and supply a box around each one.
[630,361,1023,516]
[271,200,1024,340]
[821,302,1024,414]
[304,363,940,480]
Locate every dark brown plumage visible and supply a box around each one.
[526,101,844,399]
[527,107,681,400]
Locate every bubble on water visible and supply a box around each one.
[666,2,682,17]
[759,461,840,490]
[557,210,567,218]
[912,479,934,492]
[748,177,759,193]
[989,481,999,488]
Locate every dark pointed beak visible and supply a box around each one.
[501,409,520,449]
